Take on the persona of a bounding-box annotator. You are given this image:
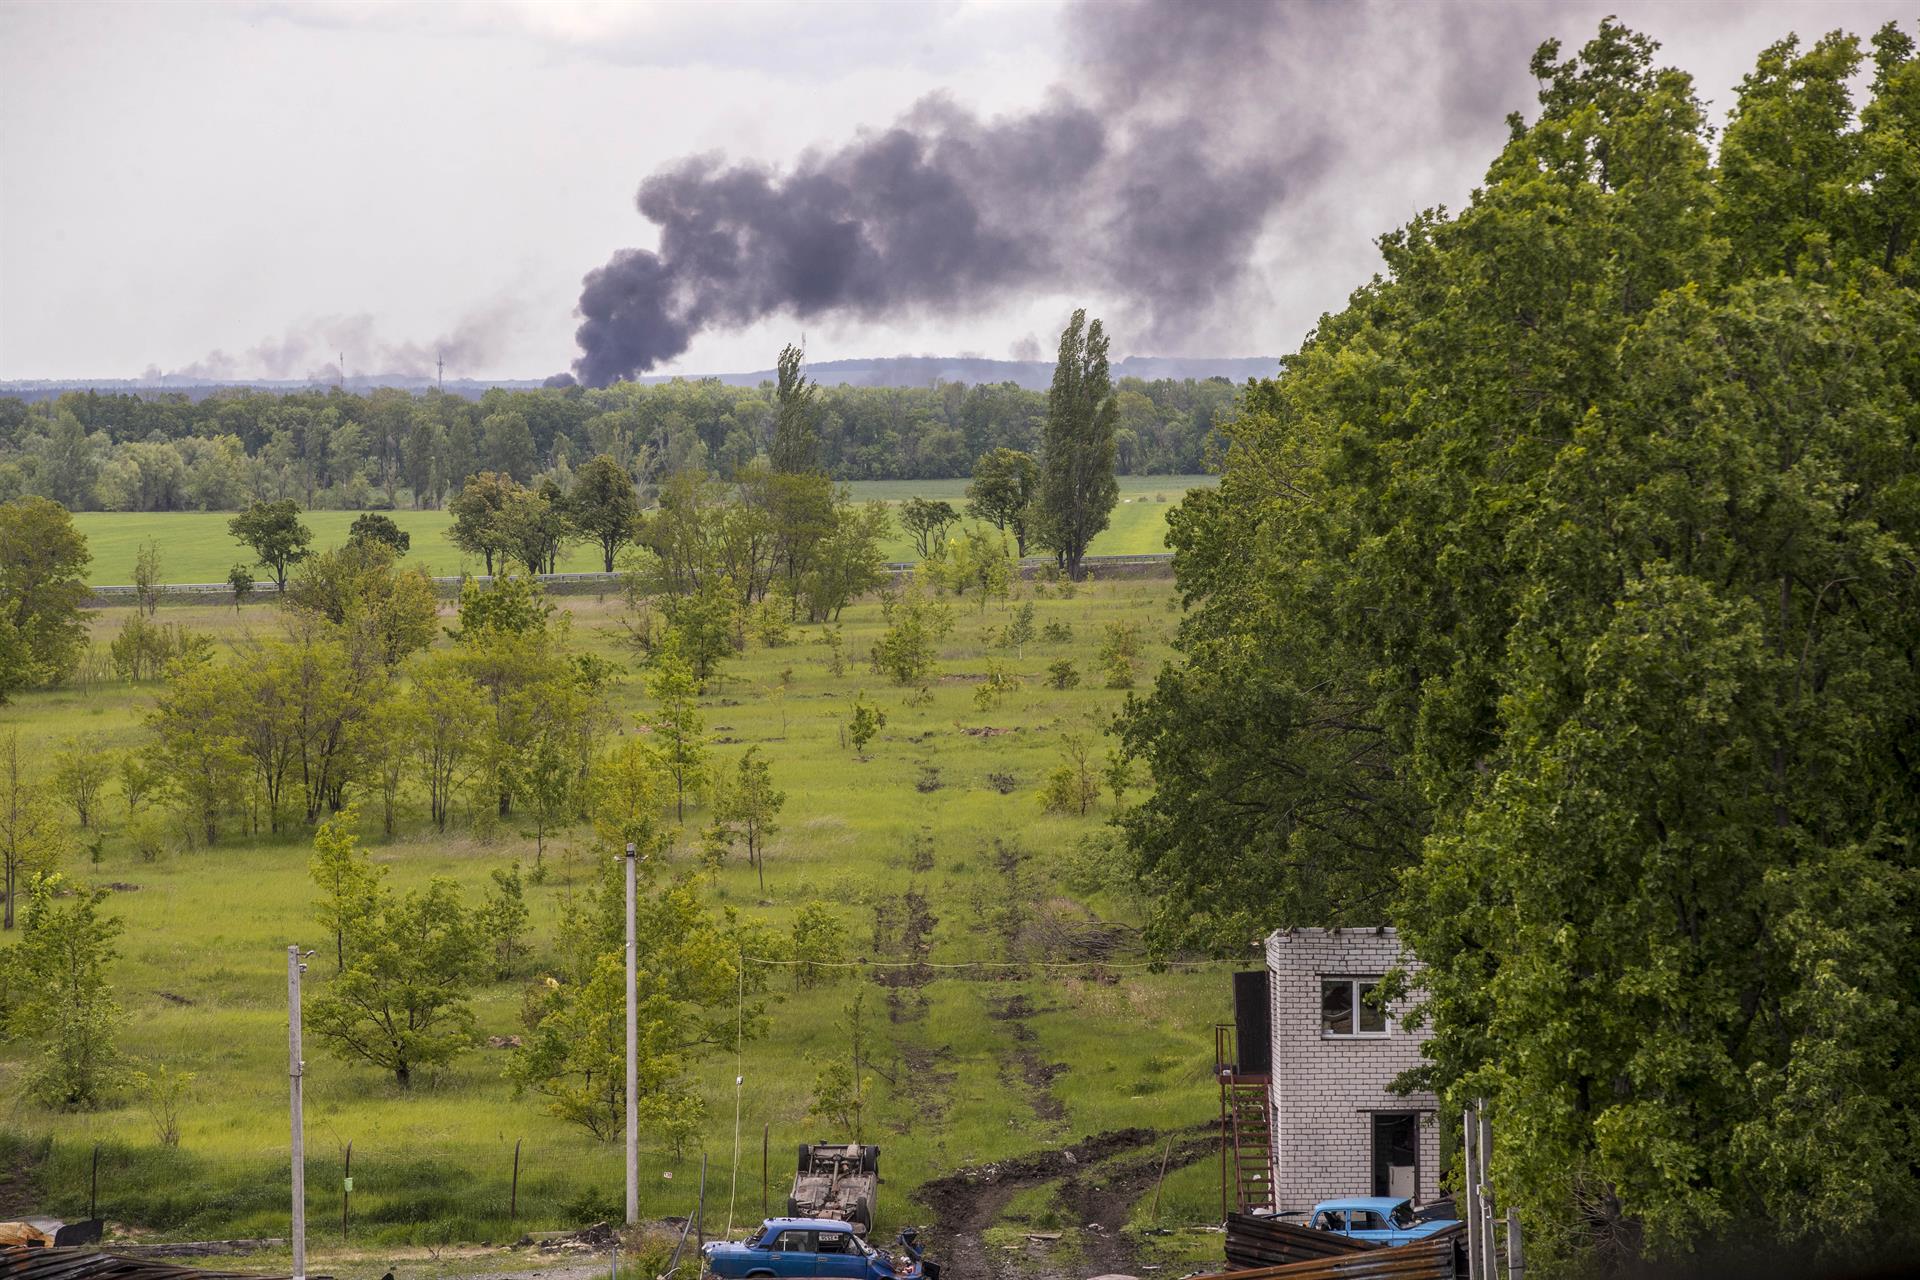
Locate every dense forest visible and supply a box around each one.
[1121,18,1920,1273]
[0,372,1235,513]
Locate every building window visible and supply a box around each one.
[1320,977,1387,1036]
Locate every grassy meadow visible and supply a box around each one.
[0,569,1233,1271]
[67,475,1215,586]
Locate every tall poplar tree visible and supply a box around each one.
[1036,309,1118,581]
[769,343,818,474]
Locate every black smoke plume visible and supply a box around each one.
[570,0,1546,386]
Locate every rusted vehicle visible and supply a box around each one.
[788,1143,881,1233]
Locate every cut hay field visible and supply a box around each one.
[0,570,1232,1274]
[67,475,1216,586]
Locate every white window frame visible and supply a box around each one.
[1320,976,1389,1038]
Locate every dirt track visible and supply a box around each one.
[915,1126,1214,1280]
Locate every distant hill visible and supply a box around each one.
[1,354,1279,402]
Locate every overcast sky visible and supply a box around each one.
[0,0,1906,383]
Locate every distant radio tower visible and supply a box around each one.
[338,352,345,390]
[437,353,444,391]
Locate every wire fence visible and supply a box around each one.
[26,1132,743,1246]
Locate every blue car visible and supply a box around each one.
[702,1218,938,1280]
[1309,1196,1458,1247]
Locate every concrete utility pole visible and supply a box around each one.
[1478,1103,1497,1280]
[1463,1105,1481,1280]
[625,842,639,1226]
[288,945,310,1280]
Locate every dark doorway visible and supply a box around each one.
[1372,1112,1418,1199]
[1232,970,1271,1074]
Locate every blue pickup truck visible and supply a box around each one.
[702,1219,940,1280]
[1309,1197,1459,1246]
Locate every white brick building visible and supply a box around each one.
[1265,927,1441,1212]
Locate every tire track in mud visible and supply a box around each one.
[1054,1130,1217,1277]
[988,993,1068,1125]
[917,1128,1161,1280]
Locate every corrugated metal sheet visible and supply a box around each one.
[1203,1242,1459,1280]
[0,1246,307,1280]
[1226,1213,1377,1268]
[1215,1214,1464,1280]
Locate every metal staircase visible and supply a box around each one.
[1216,1023,1277,1216]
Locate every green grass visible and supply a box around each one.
[0,575,1232,1262]
[67,475,1215,586]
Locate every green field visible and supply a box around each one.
[0,572,1230,1273]
[68,476,1215,586]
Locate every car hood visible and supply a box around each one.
[1401,1219,1459,1238]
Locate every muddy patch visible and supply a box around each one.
[917,1128,1159,1280]
[1054,1131,1218,1276]
[895,1044,958,1134]
[988,994,1068,1124]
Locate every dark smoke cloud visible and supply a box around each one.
[571,0,1550,386]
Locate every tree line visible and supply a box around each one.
[0,364,1231,513]
[1119,19,1920,1274]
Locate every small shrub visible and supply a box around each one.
[1002,602,1036,656]
[973,660,1022,710]
[1038,733,1101,816]
[986,771,1018,795]
[109,615,209,681]
[752,595,792,648]
[870,578,954,685]
[1099,621,1140,689]
[129,1063,194,1148]
[1041,621,1074,643]
[916,765,943,793]
[823,625,847,676]
[1046,659,1081,690]
[847,693,886,758]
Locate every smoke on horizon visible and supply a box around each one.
[569,0,1548,387]
[155,299,521,384]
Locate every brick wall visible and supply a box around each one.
[1266,927,1441,1213]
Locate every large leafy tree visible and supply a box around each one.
[227,498,311,591]
[307,876,480,1088]
[0,495,92,697]
[448,471,516,575]
[3,874,123,1109]
[346,512,410,555]
[507,858,773,1143]
[965,447,1040,556]
[1120,19,1920,1272]
[1036,309,1118,580]
[569,453,643,572]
